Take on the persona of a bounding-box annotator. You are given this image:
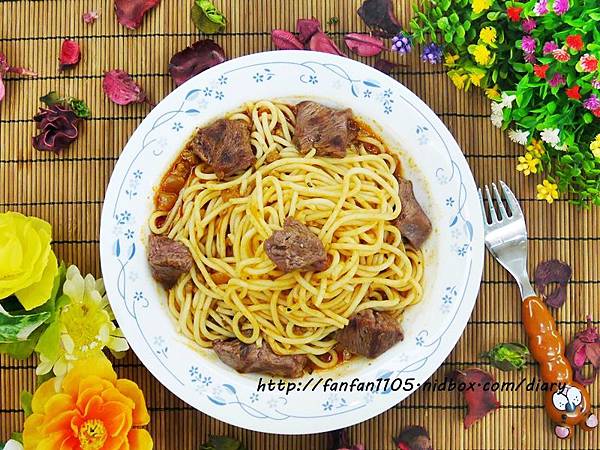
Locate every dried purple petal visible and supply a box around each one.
[59,39,81,71]
[327,429,364,450]
[357,0,401,37]
[566,317,600,385]
[534,259,572,308]
[168,39,226,87]
[102,70,148,105]
[374,58,399,75]
[114,0,161,29]
[271,30,304,50]
[395,426,432,450]
[296,18,321,44]
[344,33,385,57]
[82,10,100,24]
[309,32,345,56]
[0,52,37,103]
[32,104,80,152]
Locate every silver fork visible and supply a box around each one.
[479,181,597,439]
[478,180,535,299]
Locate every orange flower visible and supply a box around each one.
[23,356,152,450]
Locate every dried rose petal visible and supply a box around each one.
[59,39,81,71]
[272,30,304,50]
[534,259,572,308]
[0,76,5,103]
[0,52,37,103]
[374,58,399,75]
[309,32,345,56]
[102,70,148,105]
[114,0,161,29]
[450,368,500,428]
[296,18,321,44]
[32,104,80,152]
[169,39,226,86]
[566,317,600,385]
[82,10,100,24]
[395,426,432,450]
[327,429,364,450]
[357,0,402,37]
[344,33,385,57]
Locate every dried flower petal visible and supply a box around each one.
[566,317,600,385]
[450,368,500,428]
[169,39,226,87]
[191,0,227,34]
[481,342,530,371]
[534,259,572,308]
[271,30,304,50]
[59,39,81,71]
[296,18,321,44]
[0,76,5,103]
[0,52,37,103]
[395,426,432,450]
[32,105,80,152]
[82,10,100,24]
[374,58,399,75]
[114,0,161,29]
[102,70,148,105]
[344,33,385,57]
[357,0,401,37]
[327,429,364,450]
[309,32,345,56]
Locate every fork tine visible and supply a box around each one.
[484,185,498,223]
[500,180,523,218]
[492,183,509,219]
[478,188,488,224]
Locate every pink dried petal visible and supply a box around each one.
[102,70,148,105]
[309,32,345,56]
[271,30,304,50]
[296,18,321,44]
[59,39,81,71]
[566,318,600,385]
[0,75,5,102]
[168,39,226,87]
[344,33,385,57]
[451,368,500,428]
[82,10,100,24]
[0,52,37,77]
[114,0,161,29]
[374,58,398,75]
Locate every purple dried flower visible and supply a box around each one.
[543,42,558,54]
[522,36,536,54]
[524,53,537,64]
[553,0,570,15]
[548,73,565,88]
[391,32,412,55]
[522,18,537,33]
[421,42,443,64]
[533,0,549,15]
[584,95,600,111]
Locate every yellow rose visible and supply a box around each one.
[23,356,153,450]
[0,212,58,310]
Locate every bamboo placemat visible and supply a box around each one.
[1,1,599,449]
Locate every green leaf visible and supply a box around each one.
[584,113,594,124]
[481,342,530,371]
[68,98,91,118]
[0,326,43,359]
[0,308,50,343]
[21,390,33,417]
[40,91,61,107]
[35,319,61,361]
[191,0,227,34]
[10,432,23,443]
[200,436,247,450]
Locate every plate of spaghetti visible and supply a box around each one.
[100,51,485,433]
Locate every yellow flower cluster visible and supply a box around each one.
[485,85,501,100]
[527,139,545,158]
[590,134,600,158]
[536,180,559,203]
[480,27,497,45]
[473,44,492,66]
[472,0,492,14]
[516,152,541,176]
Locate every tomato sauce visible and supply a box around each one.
[154,147,199,212]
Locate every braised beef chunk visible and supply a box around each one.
[334,309,403,358]
[393,178,432,249]
[213,339,308,378]
[188,119,255,179]
[147,234,193,289]
[293,101,355,158]
[264,217,328,272]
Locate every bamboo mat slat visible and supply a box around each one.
[1,1,599,449]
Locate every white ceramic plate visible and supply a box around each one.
[100,51,484,434]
